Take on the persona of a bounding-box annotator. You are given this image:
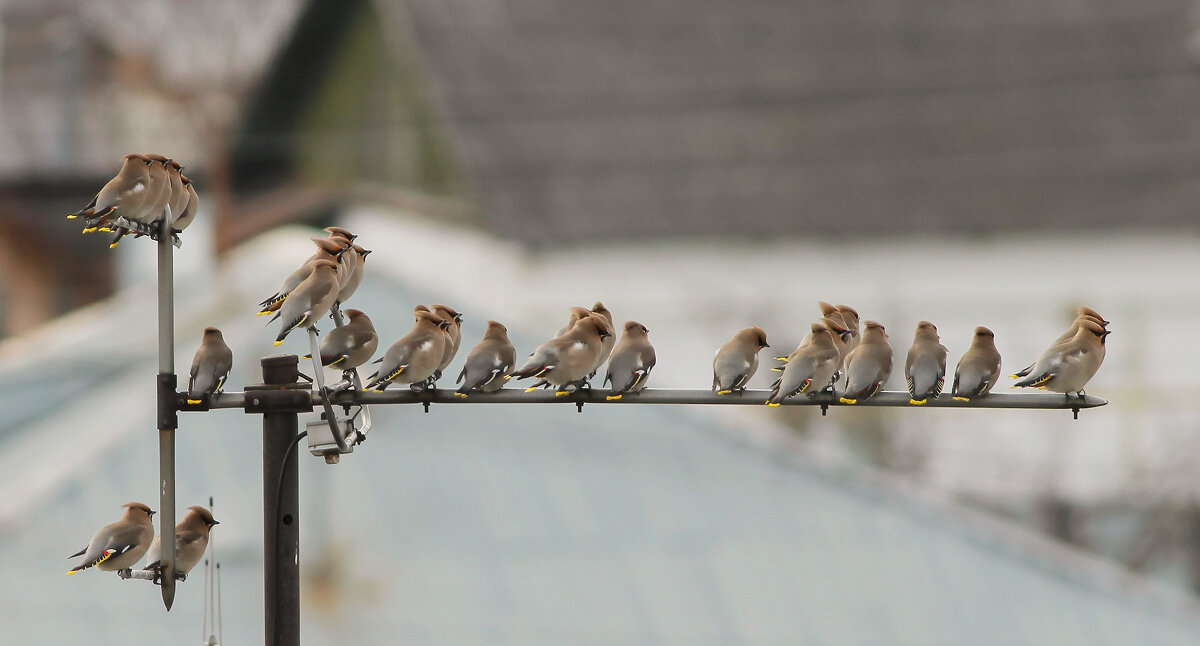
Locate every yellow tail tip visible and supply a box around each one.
[66,569,80,575]
[716,389,733,395]
[256,311,273,316]
[952,396,970,402]
[774,356,788,361]
[909,399,927,405]
[301,355,311,360]
[108,242,120,248]
[186,399,202,405]
[273,340,285,347]
[766,402,781,407]
[453,393,468,398]
[1037,386,1047,390]
[503,375,513,380]
[606,395,623,401]
[98,227,113,233]
[524,386,538,393]
[839,397,857,405]
[81,227,97,234]
[554,390,570,397]
[770,367,783,372]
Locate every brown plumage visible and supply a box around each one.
[713,327,770,394]
[952,326,1002,401]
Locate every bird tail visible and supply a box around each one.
[1010,363,1035,379]
[274,314,310,346]
[67,548,116,575]
[1013,372,1052,388]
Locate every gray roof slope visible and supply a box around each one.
[2,227,1200,644]
[381,0,1200,244]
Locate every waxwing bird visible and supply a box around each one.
[67,502,155,574]
[766,322,839,406]
[143,506,218,581]
[590,302,616,375]
[713,327,770,394]
[164,160,188,224]
[511,317,612,394]
[839,321,892,404]
[604,321,656,400]
[364,310,449,391]
[835,305,861,356]
[431,304,464,379]
[953,327,1002,401]
[270,259,340,346]
[172,176,200,234]
[187,327,233,405]
[71,154,152,231]
[257,238,349,315]
[336,244,371,305]
[455,320,517,397]
[324,226,357,243]
[905,321,949,405]
[556,306,595,337]
[306,309,379,369]
[111,153,172,245]
[1011,307,1108,378]
[1013,319,1108,397]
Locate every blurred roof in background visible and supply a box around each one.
[234,0,1200,245]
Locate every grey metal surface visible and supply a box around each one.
[156,219,177,610]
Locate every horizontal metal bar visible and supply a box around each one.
[203,388,1106,411]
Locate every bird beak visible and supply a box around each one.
[211,520,220,526]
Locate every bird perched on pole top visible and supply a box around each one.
[187,327,233,405]
[67,502,155,575]
[455,320,517,397]
[71,153,152,232]
[143,506,219,581]
[713,327,769,395]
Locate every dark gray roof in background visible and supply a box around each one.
[382,0,1200,244]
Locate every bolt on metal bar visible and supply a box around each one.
[203,388,1106,411]
[156,214,177,611]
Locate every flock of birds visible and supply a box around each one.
[66,153,199,247]
[180,226,1113,409]
[65,155,1112,580]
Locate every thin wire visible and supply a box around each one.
[216,561,223,646]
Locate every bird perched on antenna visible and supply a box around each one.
[454,320,517,397]
[1012,314,1109,398]
[142,505,219,583]
[713,327,769,395]
[70,153,199,247]
[67,502,155,575]
[188,327,234,405]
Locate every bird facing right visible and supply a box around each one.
[67,502,156,575]
[713,326,769,395]
[142,505,219,581]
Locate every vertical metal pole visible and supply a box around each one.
[156,216,177,610]
[262,355,300,646]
